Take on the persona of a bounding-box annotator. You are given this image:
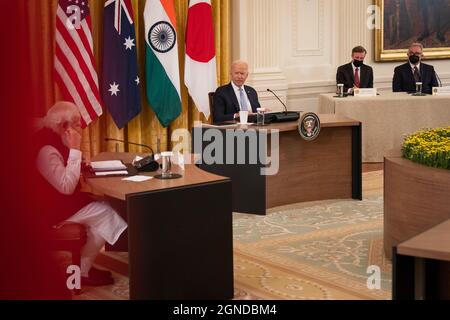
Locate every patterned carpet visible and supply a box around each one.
[76,171,391,300]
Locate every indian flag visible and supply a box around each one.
[144,0,181,127]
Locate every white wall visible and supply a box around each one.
[231,0,450,113]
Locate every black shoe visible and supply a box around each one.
[89,266,112,279]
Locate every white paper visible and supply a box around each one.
[95,170,128,176]
[354,88,377,97]
[91,160,127,171]
[432,86,450,96]
[122,175,153,182]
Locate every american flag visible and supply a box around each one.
[54,0,103,128]
[102,0,141,129]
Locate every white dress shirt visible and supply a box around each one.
[231,81,252,112]
[410,62,421,76]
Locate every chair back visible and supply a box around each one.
[208,92,215,122]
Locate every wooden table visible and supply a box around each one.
[87,153,233,300]
[393,219,450,300]
[384,150,450,259]
[194,114,362,215]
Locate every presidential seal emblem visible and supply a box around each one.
[148,21,176,53]
[298,112,321,141]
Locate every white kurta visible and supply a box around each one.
[37,145,127,276]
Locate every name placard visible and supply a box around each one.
[432,87,450,96]
[354,88,377,97]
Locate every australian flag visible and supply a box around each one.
[102,0,141,129]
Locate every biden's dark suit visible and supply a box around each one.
[212,83,261,122]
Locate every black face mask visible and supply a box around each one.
[353,60,363,68]
[409,54,420,65]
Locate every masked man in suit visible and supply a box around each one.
[212,60,261,123]
[336,46,374,94]
[393,42,439,94]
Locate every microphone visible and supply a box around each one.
[104,138,159,172]
[435,71,442,87]
[267,88,288,113]
[105,138,155,155]
[266,89,300,123]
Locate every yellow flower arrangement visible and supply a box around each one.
[402,126,450,170]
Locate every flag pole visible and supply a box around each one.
[157,124,161,154]
[124,124,129,153]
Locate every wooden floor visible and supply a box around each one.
[363,163,383,173]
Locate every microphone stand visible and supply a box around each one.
[104,138,160,173]
[267,88,288,114]
[266,89,301,122]
[105,138,155,156]
[435,72,442,87]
